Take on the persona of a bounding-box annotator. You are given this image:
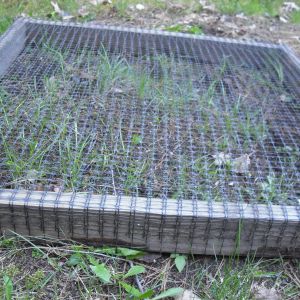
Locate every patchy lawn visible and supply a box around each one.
[0,234,299,299]
[0,1,300,299]
[1,1,299,54]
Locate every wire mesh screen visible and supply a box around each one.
[0,20,300,210]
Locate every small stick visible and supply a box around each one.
[129,260,144,294]
[111,168,117,195]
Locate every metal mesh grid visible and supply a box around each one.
[0,20,300,209]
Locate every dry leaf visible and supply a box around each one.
[198,0,217,12]
[213,152,231,166]
[279,16,288,23]
[89,0,111,5]
[78,6,90,17]
[253,285,281,300]
[51,1,61,13]
[280,94,287,102]
[26,169,39,182]
[136,4,145,10]
[111,87,124,94]
[232,154,250,174]
[51,1,74,20]
[78,71,95,80]
[282,2,300,13]
[174,289,200,300]
[279,94,292,102]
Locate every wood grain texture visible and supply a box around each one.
[0,19,26,76]
[0,189,299,257]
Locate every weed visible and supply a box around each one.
[0,238,15,248]
[206,257,259,299]
[170,254,187,272]
[0,116,59,185]
[164,24,203,35]
[58,124,95,190]
[123,160,149,193]
[95,49,131,94]
[133,68,156,99]
[238,109,267,143]
[2,275,13,300]
[259,174,289,204]
[171,158,191,199]
[132,134,142,145]
[32,248,44,259]
[25,269,45,290]
[2,265,20,280]
[267,57,284,83]
[0,234,298,299]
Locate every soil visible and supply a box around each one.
[89,4,300,56]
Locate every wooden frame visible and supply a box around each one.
[0,18,300,257]
[0,189,299,257]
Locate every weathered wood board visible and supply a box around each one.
[0,190,299,257]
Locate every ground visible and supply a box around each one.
[0,1,300,54]
[0,1,300,299]
[0,235,299,299]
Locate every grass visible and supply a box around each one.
[164,24,203,35]
[0,234,299,299]
[212,0,284,16]
[291,10,300,23]
[0,45,155,192]
[1,41,298,204]
[0,1,299,35]
[0,0,80,33]
[0,0,164,33]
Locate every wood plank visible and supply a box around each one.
[0,19,26,76]
[0,189,299,257]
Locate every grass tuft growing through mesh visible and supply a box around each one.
[0,41,299,205]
